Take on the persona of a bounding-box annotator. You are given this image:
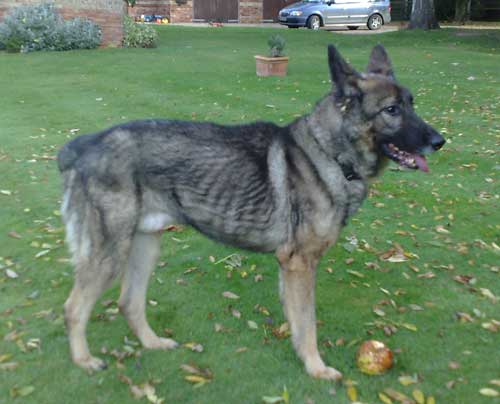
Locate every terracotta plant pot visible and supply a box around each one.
[255,55,289,77]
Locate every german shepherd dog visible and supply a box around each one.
[58,45,445,379]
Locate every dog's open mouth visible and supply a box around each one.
[381,143,429,172]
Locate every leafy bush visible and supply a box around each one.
[268,34,286,57]
[57,17,102,50]
[123,16,157,48]
[0,3,101,53]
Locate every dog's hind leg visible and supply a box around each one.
[118,232,178,350]
[64,227,133,371]
[277,248,342,381]
[62,178,137,372]
[65,256,121,371]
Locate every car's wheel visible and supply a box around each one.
[367,14,383,30]
[307,15,321,30]
[347,26,359,30]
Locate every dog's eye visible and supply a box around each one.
[384,105,401,116]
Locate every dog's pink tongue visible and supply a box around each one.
[414,155,429,172]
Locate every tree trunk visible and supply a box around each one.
[408,0,440,30]
[454,0,471,24]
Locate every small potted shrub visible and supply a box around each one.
[255,34,289,77]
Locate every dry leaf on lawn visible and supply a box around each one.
[222,291,239,300]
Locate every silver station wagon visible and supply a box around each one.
[279,0,391,30]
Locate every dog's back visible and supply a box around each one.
[59,119,294,255]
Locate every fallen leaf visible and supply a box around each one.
[10,385,35,397]
[417,272,435,279]
[35,250,50,258]
[184,342,203,353]
[262,396,284,404]
[247,320,258,330]
[379,392,394,404]
[479,388,499,397]
[435,225,450,234]
[481,320,499,332]
[384,388,413,404]
[0,362,19,371]
[400,322,418,332]
[399,374,419,386]
[222,291,239,300]
[412,389,425,404]
[180,364,199,374]
[453,275,475,285]
[181,363,213,388]
[6,269,18,279]
[185,375,208,383]
[130,382,161,403]
[347,270,365,278]
[479,288,497,303]
[130,385,144,400]
[272,322,290,339]
[455,311,474,322]
[26,338,41,351]
[346,385,358,402]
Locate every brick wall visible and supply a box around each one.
[0,0,124,47]
[129,0,268,23]
[240,1,262,23]
[128,0,170,19]
[169,0,193,23]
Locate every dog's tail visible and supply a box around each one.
[58,133,101,264]
[59,169,91,266]
[57,133,99,172]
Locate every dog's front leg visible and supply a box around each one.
[277,250,342,381]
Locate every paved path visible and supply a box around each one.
[441,24,500,30]
[170,21,399,34]
[168,22,499,33]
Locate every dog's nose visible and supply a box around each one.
[430,132,446,151]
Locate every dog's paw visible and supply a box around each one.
[75,356,107,372]
[307,365,343,381]
[142,337,178,350]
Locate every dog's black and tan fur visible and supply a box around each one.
[58,45,444,379]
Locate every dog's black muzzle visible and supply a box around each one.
[429,127,446,151]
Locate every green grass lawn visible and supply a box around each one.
[0,26,499,404]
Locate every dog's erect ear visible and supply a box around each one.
[367,44,394,78]
[328,45,361,97]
